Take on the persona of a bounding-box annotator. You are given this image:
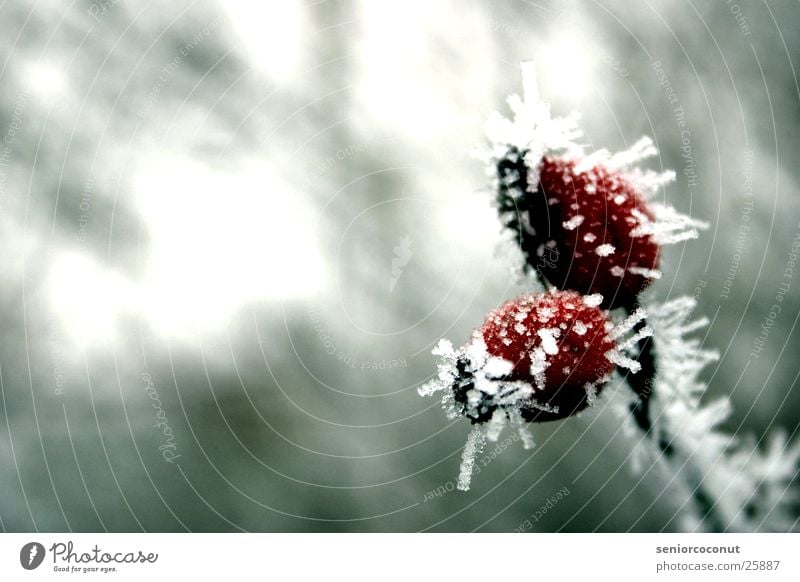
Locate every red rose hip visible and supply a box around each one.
[497,151,662,310]
[475,289,615,422]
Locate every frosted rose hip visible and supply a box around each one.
[435,289,623,426]
[482,290,615,385]
[497,152,661,309]
[464,289,615,422]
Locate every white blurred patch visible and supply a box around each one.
[133,155,325,335]
[536,36,594,101]
[438,193,497,248]
[355,0,493,141]
[221,0,306,84]
[47,252,133,347]
[46,156,325,345]
[21,58,72,109]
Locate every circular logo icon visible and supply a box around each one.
[20,542,45,570]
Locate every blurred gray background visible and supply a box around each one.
[0,0,798,532]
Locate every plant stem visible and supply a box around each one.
[624,315,725,531]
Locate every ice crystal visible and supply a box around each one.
[582,293,604,308]
[610,265,626,277]
[628,266,662,279]
[457,425,486,491]
[595,243,616,257]
[536,328,559,355]
[562,214,585,231]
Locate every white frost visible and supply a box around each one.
[485,409,507,442]
[537,328,559,355]
[484,356,514,378]
[595,243,616,257]
[585,383,598,406]
[562,215,585,231]
[583,293,604,307]
[609,307,647,340]
[432,338,455,358]
[457,425,486,491]
[607,350,642,373]
[529,347,549,389]
[628,266,662,279]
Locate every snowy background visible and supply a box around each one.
[0,0,798,531]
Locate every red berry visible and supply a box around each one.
[478,289,615,422]
[497,151,661,309]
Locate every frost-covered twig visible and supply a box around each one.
[625,298,800,531]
